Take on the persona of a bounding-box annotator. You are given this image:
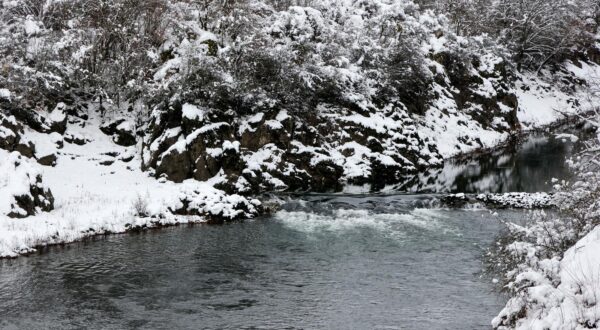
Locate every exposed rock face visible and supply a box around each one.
[0,113,36,158]
[48,103,68,134]
[5,102,69,135]
[143,50,524,197]
[431,51,519,132]
[100,119,136,146]
[145,101,443,194]
[0,150,54,218]
[0,113,55,216]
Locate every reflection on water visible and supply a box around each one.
[393,134,579,194]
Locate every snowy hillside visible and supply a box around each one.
[0,0,598,252]
[1,0,600,327]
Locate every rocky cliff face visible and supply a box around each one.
[0,113,54,218]
[143,50,520,195]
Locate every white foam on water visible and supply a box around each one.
[274,208,453,238]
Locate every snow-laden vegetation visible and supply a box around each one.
[1,0,600,326]
[488,118,600,328]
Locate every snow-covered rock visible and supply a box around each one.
[0,149,54,218]
[100,118,136,146]
[48,103,68,134]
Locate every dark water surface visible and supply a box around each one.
[385,133,578,194]
[0,134,582,330]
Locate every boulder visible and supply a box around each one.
[155,147,191,183]
[8,107,52,133]
[48,103,68,134]
[37,153,57,167]
[64,133,87,145]
[100,119,136,146]
[0,113,36,158]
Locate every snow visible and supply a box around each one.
[555,133,579,143]
[340,113,402,134]
[0,88,11,100]
[27,130,58,159]
[498,227,600,330]
[116,120,133,132]
[0,114,260,258]
[517,63,600,128]
[265,119,283,130]
[0,150,46,217]
[23,19,41,36]
[49,103,67,123]
[182,103,205,121]
[243,144,283,172]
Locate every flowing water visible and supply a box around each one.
[0,134,582,329]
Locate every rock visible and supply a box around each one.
[0,122,19,151]
[37,153,57,167]
[370,157,406,188]
[441,193,556,209]
[193,153,220,181]
[49,132,64,149]
[0,113,37,158]
[170,187,261,224]
[240,122,290,151]
[14,141,35,158]
[8,107,51,133]
[306,159,344,192]
[11,179,55,218]
[99,159,114,166]
[0,150,54,218]
[113,129,136,147]
[48,103,68,134]
[441,193,469,208]
[181,103,207,134]
[120,154,135,163]
[100,118,136,146]
[155,148,191,183]
[65,103,89,120]
[64,133,87,145]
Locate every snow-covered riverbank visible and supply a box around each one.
[0,113,261,258]
[1,59,599,259]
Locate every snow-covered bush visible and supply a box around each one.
[418,0,598,71]
[132,193,150,218]
[489,137,600,329]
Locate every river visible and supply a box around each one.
[0,133,581,329]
